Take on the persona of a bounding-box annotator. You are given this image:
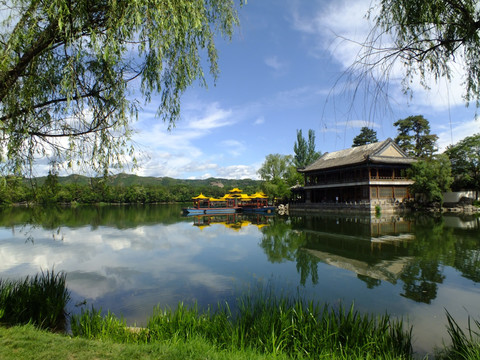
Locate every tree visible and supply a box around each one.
[445,134,480,196]
[354,1,480,109]
[352,127,378,147]
[394,115,438,158]
[0,0,241,173]
[293,129,321,168]
[258,154,298,200]
[407,154,453,206]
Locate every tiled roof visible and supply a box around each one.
[300,138,415,172]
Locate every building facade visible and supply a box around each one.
[293,139,416,213]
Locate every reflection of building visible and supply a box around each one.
[305,248,413,284]
[192,213,272,230]
[297,214,414,284]
[293,139,416,213]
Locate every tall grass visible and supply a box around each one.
[72,292,413,359]
[0,269,70,331]
[436,311,480,359]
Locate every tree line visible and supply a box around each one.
[0,175,261,205]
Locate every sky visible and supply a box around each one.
[76,0,480,179]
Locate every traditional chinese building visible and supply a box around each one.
[293,138,416,212]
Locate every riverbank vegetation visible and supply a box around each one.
[0,174,261,205]
[1,271,480,359]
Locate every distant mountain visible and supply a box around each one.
[28,173,261,189]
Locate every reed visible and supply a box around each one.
[436,310,480,359]
[0,269,70,331]
[72,292,413,359]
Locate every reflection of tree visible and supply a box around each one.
[453,226,480,283]
[259,217,319,285]
[357,274,381,289]
[296,249,318,285]
[259,218,305,263]
[399,215,452,304]
[0,204,187,231]
[400,261,444,304]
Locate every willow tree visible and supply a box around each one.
[352,0,480,110]
[0,0,241,173]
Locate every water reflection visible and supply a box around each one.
[190,213,273,231]
[259,213,480,305]
[0,205,479,356]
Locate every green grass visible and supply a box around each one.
[2,271,480,359]
[1,323,413,360]
[71,293,413,359]
[0,269,69,331]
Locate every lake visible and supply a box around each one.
[0,204,479,357]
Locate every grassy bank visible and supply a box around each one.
[2,271,480,359]
[70,298,412,359]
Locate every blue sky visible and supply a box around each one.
[123,0,480,180]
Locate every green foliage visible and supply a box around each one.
[0,174,263,205]
[352,127,378,147]
[72,294,413,359]
[407,154,453,205]
[293,129,321,168]
[394,115,438,158]
[0,270,70,331]
[0,0,241,173]
[436,311,480,360]
[445,133,480,192]
[258,154,298,200]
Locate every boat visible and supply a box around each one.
[182,189,275,216]
[182,193,240,215]
[239,192,275,213]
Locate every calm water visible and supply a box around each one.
[0,204,479,356]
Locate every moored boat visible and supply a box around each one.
[182,189,274,216]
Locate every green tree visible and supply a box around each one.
[352,127,378,147]
[394,115,438,158]
[0,0,241,173]
[356,0,480,108]
[293,129,321,168]
[444,134,480,196]
[258,154,298,200]
[38,170,60,204]
[407,154,453,205]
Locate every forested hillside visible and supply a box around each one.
[0,174,262,205]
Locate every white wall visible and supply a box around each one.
[443,191,478,203]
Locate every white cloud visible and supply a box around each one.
[265,55,287,74]
[291,0,470,112]
[131,101,240,178]
[254,116,265,125]
[221,139,245,157]
[215,165,259,180]
[436,118,480,152]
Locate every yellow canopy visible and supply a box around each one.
[229,188,243,193]
[209,197,227,201]
[250,192,268,198]
[192,193,209,200]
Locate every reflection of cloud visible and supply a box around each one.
[0,221,258,306]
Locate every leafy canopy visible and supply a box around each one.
[352,127,378,147]
[394,115,438,158]
[0,0,241,174]
[445,133,480,192]
[293,129,320,168]
[407,154,453,205]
